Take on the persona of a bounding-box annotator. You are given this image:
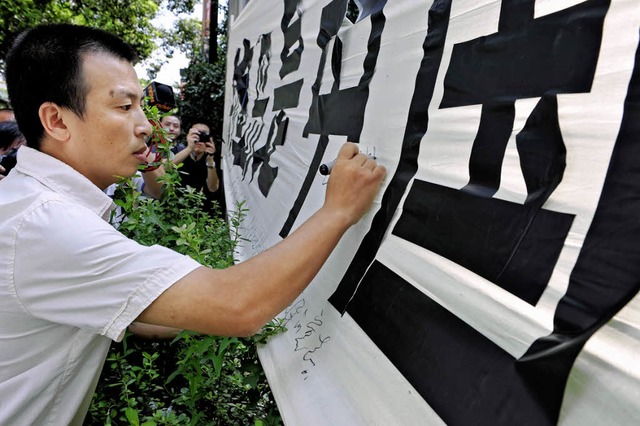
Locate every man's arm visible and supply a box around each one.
[171,130,197,165]
[141,166,165,199]
[137,142,386,337]
[205,161,219,192]
[204,144,219,192]
[171,144,193,165]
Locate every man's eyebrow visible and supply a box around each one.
[110,89,143,101]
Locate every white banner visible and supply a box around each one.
[222,0,640,424]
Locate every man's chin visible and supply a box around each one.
[113,167,141,182]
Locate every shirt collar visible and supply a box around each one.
[14,146,116,220]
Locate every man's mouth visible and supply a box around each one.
[133,147,149,164]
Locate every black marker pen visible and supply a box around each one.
[319,153,376,175]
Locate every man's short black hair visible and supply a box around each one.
[187,118,212,131]
[5,24,138,150]
[161,113,182,123]
[0,121,23,152]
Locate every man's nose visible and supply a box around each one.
[137,114,153,137]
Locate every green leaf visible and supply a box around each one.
[124,407,139,426]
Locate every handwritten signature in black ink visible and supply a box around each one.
[294,310,330,367]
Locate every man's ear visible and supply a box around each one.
[38,102,71,142]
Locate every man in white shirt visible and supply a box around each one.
[0,24,385,424]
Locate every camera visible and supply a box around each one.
[143,81,176,112]
[198,131,210,142]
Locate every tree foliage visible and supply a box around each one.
[0,0,200,71]
[177,3,228,137]
[166,0,201,15]
[141,16,204,82]
[178,60,227,134]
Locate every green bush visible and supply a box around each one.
[86,106,284,425]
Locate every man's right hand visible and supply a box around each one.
[323,142,386,227]
[185,128,199,151]
[138,142,386,337]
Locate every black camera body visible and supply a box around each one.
[144,81,176,112]
[198,131,210,142]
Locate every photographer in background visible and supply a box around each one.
[173,122,220,210]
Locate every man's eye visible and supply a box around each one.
[121,105,132,111]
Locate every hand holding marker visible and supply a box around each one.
[319,151,377,175]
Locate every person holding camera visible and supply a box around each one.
[173,121,219,194]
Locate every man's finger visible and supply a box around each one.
[338,142,360,159]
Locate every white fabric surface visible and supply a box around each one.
[223,0,640,424]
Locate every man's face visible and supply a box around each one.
[59,52,152,189]
[160,115,181,141]
[0,110,15,122]
[191,123,210,154]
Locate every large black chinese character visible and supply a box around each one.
[280,0,388,237]
[230,0,307,197]
[329,1,639,425]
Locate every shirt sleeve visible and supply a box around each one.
[132,174,145,193]
[10,198,202,341]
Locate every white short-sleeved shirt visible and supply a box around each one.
[0,147,201,425]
